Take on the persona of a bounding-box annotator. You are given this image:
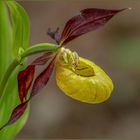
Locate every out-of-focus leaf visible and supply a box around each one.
[31,57,56,97]
[0,1,29,139]
[0,1,12,81]
[18,65,35,103]
[60,8,124,45]
[0,64,29,139]
[6,1,30,57]
[113,39,140,70]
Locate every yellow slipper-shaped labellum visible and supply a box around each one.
[56,50,114,104]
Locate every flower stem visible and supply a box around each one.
[0,59,19,100]
[21,43,59,59]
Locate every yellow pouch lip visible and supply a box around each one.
[56,57,114,104]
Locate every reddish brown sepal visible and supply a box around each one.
[60,8,124,45]
[31,57,56,97]
[18,65,35,103]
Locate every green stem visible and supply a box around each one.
[21,43,59,59]
[0,59,18,99]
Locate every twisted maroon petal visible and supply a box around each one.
[0,101,28,131]
[31,57,56,97]
[18,65,35,102]
[60,8,125,45]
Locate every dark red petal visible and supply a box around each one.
[0,101,28,130]
[60,8,125,45]
[31,57,56,97]
[7,101,28,125]
[47,28,61,44]
[18,65,35,103]
[32,52,54,65]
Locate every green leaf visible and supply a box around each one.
[0,1,29,139]
[6,1,30,57]
[0,65,29,140]
[0,1,13,81]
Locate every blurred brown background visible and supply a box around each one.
[17,0,140,139]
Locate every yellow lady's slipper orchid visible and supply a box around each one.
[0,7,124,131]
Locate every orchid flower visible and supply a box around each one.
[0,7,126,131]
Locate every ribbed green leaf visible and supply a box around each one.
[0,65,29,140]
[0,1,13,81]
[6,0,30,57]
[0,1,30,139]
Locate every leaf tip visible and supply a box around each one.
[120,7,132,12]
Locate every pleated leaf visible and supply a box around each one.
[6,1,30,57]
[0,1,12,81]
[0,1,30,138]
